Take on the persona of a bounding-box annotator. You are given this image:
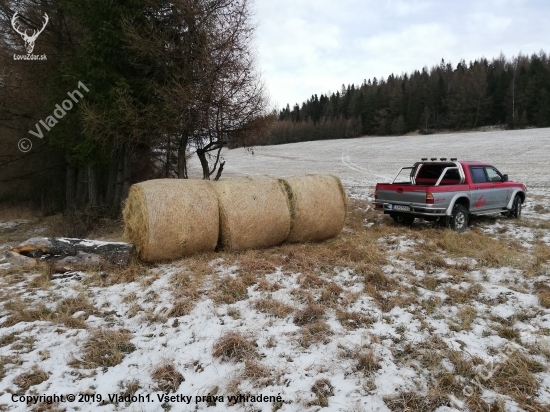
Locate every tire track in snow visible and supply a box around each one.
[340,148,365,173]
[341,147,387,180]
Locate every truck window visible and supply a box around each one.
[485,167,502,182]
[417,164,453,179]
[443,169,460,180]
[470,167,487,183]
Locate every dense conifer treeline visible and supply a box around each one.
[262,52,550,145]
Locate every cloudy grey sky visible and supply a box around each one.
[253,0,550,110]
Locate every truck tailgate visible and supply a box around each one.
[376,184,428,204]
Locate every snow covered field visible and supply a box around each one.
[1,128,550,412]
[191,127,550,204]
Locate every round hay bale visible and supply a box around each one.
[123,179,219,262]
[214,176,291,251]
[281,175,348,243]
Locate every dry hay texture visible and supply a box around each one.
[123,179,219,262]
[280,175,348,243]
[214,176,291,251]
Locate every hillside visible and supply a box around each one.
[1,128,549,411]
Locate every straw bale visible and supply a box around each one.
[123,179,219,262]
[214,176,291,251]
[281,175,348,243]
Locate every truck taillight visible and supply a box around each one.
[374,188,378,199]
[426,192,434,204]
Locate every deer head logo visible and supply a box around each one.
[11,12,49,54]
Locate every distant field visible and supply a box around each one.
[190,127,550,205]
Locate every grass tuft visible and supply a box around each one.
[73,329,135,369]
[213,274,256,304]
[241,360,273,387]
[355,350,380,375]
[13,366,49,391]
[309,378,334,407]
[253,297,294,318]
[384,391,448,412]
[293,303,325,325]
[336,310,373,330]
[535,282,550,308]
[212,332,258,362]
[299,321,331,347]
[151,362,184,393]
[168,299,194,317]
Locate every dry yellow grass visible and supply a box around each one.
[168,299,195,317]
[241,360,274,387]
[253,297,294,318]
[13,365,49,391]
[3,300,53,327]
[151,362,184,393]
[298,272,327,288]
[383,391,448,411]
[123,179,219,262]
[465,395,505,412]
[354,350,380,375]
[293,303,325,325]
[28,271,52,290]
[336,310,374,330]
[212,273,256,304]
[212,332,258,362]
[444,283,483,305]
[436,229,528,268]
[0,332,18,347]
[454,306,477,331]
[309,378,334,407]
[253,278,281,292]
[73,329,135,369]
[171,254,218,300]
[235,252,282,275]
[119,379,141,400]
[110,259,149,284]
[299,321,332,347]
[318,282,344,306]
[493,352,545,398]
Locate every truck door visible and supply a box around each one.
[485,166,510,208]
[469,167,492,211]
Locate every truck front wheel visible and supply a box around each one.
[510,195,522,219]
[450,204,469,232]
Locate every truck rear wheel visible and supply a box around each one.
[391,214,415,226]
[450,204,468,232]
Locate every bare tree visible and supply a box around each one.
[123,0,271,180]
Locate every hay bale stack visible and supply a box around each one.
[214,176,291,251]
[123,179,219,262]
[280,175,348,243]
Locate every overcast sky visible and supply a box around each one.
[253,0,550,110]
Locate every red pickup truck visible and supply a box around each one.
[373,159,527,231]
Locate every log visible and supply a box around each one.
[8,237,134,272]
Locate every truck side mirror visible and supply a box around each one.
[503,174,508,182]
